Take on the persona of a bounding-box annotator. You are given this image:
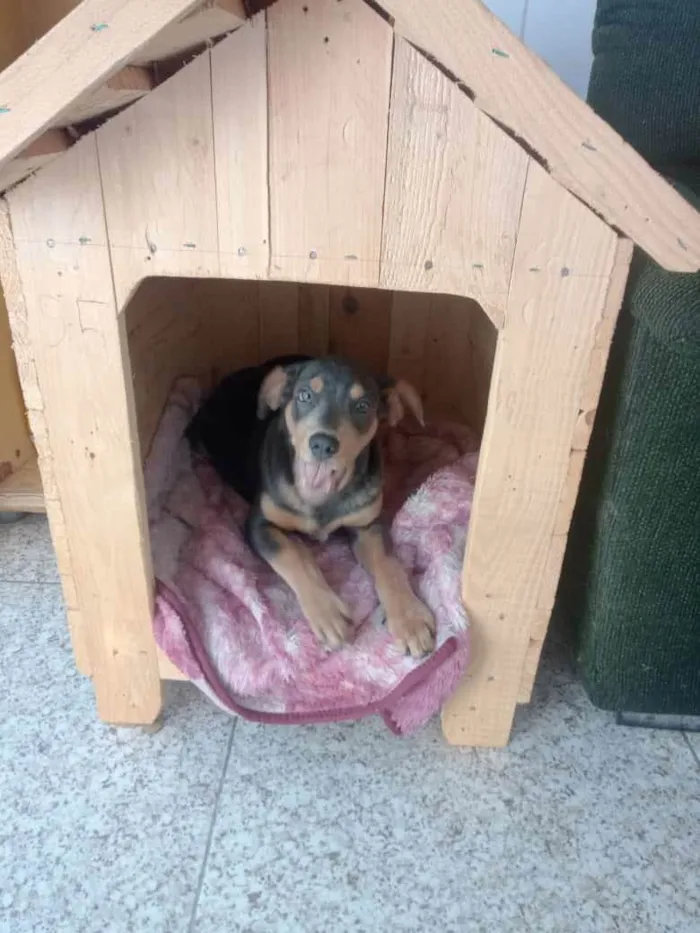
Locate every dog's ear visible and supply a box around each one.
[257,363,303,419]
[378,376,425,427]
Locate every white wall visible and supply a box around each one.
[486,0,597,99]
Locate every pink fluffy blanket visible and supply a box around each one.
[146,379,478,735]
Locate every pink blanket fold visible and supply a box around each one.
[147,378,478,735]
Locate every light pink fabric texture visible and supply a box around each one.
[146,379,478,735]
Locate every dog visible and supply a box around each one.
[186,355,436,657]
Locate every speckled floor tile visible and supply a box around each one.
[2,532,699,933]
[0,582,234,933]
[0,514,59,583]
[193,637,700,933]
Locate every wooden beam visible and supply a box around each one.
[515,235,634,703]
[0,285,34,480]
[59,65,153,126]
[329,286,392,374]
[0,0,203,171]
[212,14,269,279]
[4,138,162,724]
[125,277,209,455]
[0,199,90,674]
[376,0,700,273]
[442,162,622,746]
[132,0,246,64]
[0,129,72,193]
[380,39,528,328]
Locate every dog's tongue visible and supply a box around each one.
[297,460,341,498]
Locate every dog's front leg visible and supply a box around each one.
[351,523,435,658]
[247,512,351,650]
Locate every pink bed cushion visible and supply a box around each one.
[146,379,477,735]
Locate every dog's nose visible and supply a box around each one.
[309,432,339,461]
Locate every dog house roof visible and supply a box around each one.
[0,0,699,272]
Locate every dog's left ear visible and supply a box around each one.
[378,376,425,427]
[257,362,303,419]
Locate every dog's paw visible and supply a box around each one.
[301,587,351,651]
[386,597,436,658]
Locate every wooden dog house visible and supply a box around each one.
[1,0,699,747]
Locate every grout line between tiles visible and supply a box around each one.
[0,578,61,586]
[683,732,700,770]
[187,719,237,933]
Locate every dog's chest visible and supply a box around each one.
[260,484,382,542]
[309,496,383,541]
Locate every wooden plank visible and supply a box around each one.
[517,636,545,703]
[464,302,498,437]
[0,130,72,193]
[328,287,392,375]
[298,285,330,358]
[0,456,44,513]
[0,200,90,675]
[126,277,264,455]
[64,609,90,676]
[442,162,620,747]
[132,0,246,65]
[259,282,299,359]
[267,0,392,286]
[24,409,60,501]
[422,295,480,425]
[15,0,152,135]
[0,287,33,479]
[5,137,162,724]
[389,292,496,431]
[97,51,219,307]
[0,0,203,171]
[125,277,209,455]
[576,239,635,434]
[60,66,153,126]
[42,500,79,602]
[212,15,269,279]
[387,291,429,394]
[46,500,92,677]
[516,235,633,702]
[201,279,261,379]
[376,0,700,273]
[16,0,242,71]
[381,40,528,328]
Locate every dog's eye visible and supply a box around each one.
[355,399,370,414]
[297,388,312,404]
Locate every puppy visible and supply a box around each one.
[187,355,436,657]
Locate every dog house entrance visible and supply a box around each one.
[122,276,496,730]
[125,277,497,459]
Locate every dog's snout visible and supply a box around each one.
[309,432,339,461]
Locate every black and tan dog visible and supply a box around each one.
[187,355,436,657]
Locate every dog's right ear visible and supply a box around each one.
[257,363,302,419]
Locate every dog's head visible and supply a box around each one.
[258,357,423,505]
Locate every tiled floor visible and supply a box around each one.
[1,515,698,933]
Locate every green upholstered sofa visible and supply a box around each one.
[557,0,700,716]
